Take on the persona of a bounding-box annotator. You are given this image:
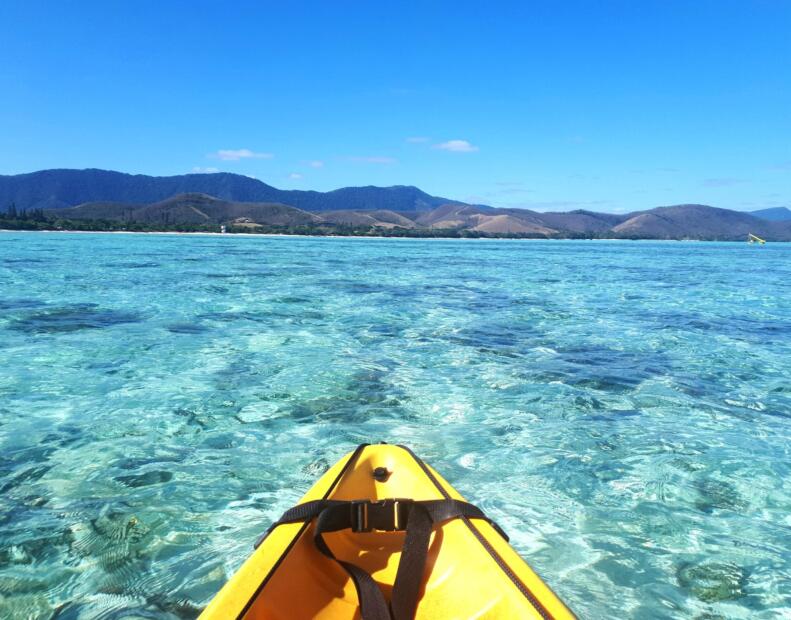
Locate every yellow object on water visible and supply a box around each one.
[200,444,576,619]
[748,233,766,244]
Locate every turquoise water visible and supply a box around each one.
[1,231,790,619]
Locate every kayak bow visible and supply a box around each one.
[200,443,575,619]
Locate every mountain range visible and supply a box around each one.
[1,169,790,240]
[749,207,791,221]
[0,168,454,213]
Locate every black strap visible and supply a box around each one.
[314,504,393,620]
[260,497,507,620]
[390,503,431,620]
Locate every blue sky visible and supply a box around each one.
[1,1,789,212]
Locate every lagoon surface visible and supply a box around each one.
[1,232,790,619]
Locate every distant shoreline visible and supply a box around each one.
[0,228,586,240]
[3,169,789,240]
[0,228,780,242]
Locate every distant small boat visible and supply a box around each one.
[748,233,765,245]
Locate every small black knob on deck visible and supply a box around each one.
[372,467,390,482]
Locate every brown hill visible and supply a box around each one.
[48,193,321,226]
[417,204,555,235]
[416,204,487,228]
[39,193,791,240]
[612,204,791,240]
[535,209,629,233]
[469,213,554,234]
[320,209,417,229]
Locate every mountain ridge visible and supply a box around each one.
[47,193,320,227]
[0,168,459,213]
[2,169,790,240]
[750,207,791,221]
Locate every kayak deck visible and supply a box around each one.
[200,444,575,619]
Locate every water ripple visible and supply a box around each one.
[1,234,790,618]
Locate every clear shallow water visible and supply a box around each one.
[1,231,790,620]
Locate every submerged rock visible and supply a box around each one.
[0,574,50,596]
[0,593,53,618]
[201,434,238,450]
[694,478,746,512]
[116,471,173,488]
[677,561,748,602]
[0,464,51,494]
[10,304,141,333]
[0,529,74,567]
[69,510,153,578]
[0,299,46,310]
[165,322,208,334]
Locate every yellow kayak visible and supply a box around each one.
[200,443,575,619]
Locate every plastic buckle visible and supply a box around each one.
[351,500,371,533]
[350,499,411,533]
